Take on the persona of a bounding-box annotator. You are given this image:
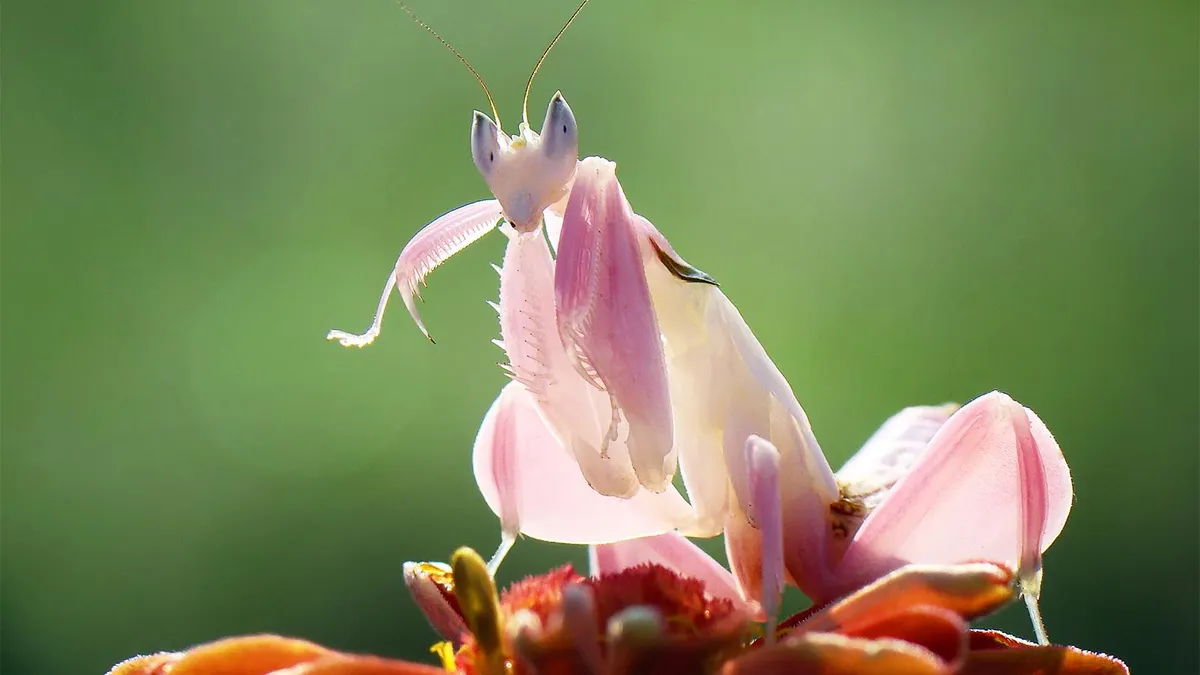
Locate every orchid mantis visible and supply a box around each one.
[328,0,686,566]
[327,0,1071,647]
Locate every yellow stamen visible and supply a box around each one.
[430,641,457,671]
[451,547,507,673]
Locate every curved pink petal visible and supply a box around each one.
[829,391,1073,603]
[828,404,960,564]
[402,561,469,643]
[555,157,675,492]
[588,532,748,613]
[327,199,503,346]
[473,382,692,545]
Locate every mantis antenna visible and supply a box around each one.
[522,0,592,128]
[395,1,503,129]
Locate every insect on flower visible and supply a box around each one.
[327,0,1074,651]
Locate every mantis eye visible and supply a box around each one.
[471,111,504,176]
[540,91,577,161]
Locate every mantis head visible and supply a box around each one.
[471,92,579,232]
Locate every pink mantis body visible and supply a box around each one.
[329,1,1071,646]
[328,0,686,568]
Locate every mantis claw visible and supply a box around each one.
[325,328,380,348]
[327,200,504,349]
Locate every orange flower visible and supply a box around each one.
[723,562,1128,674]
[106,551,1127,675]
[105,634,445,675]
[442,547,750,675]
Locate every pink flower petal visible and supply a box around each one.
[555,157,675,492]
[402,561,469,644]
[327,199,503,346]
[829,391,1073,603]
[473,382,692,545]
[588,532,749,613]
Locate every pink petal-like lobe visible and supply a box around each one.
[555,157,675,492]
[830,392,1072,602]
[836,404,960,496]
[473,382,691,545]
[496,225,639,498]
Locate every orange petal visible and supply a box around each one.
[165,634,334,675]
[840,604,966,666]
[105,652,182,675]
[291,654,451,674]
[722,632,953,675]
[962,630,1130,675]
[800,563,1015,635]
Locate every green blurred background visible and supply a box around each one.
[3,1,1197,672]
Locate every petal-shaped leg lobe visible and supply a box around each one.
[831,392,1072,602]
[496,225,640,498]
[836,403,960,499]
[556,158,675,492]
[473,382,691,545]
